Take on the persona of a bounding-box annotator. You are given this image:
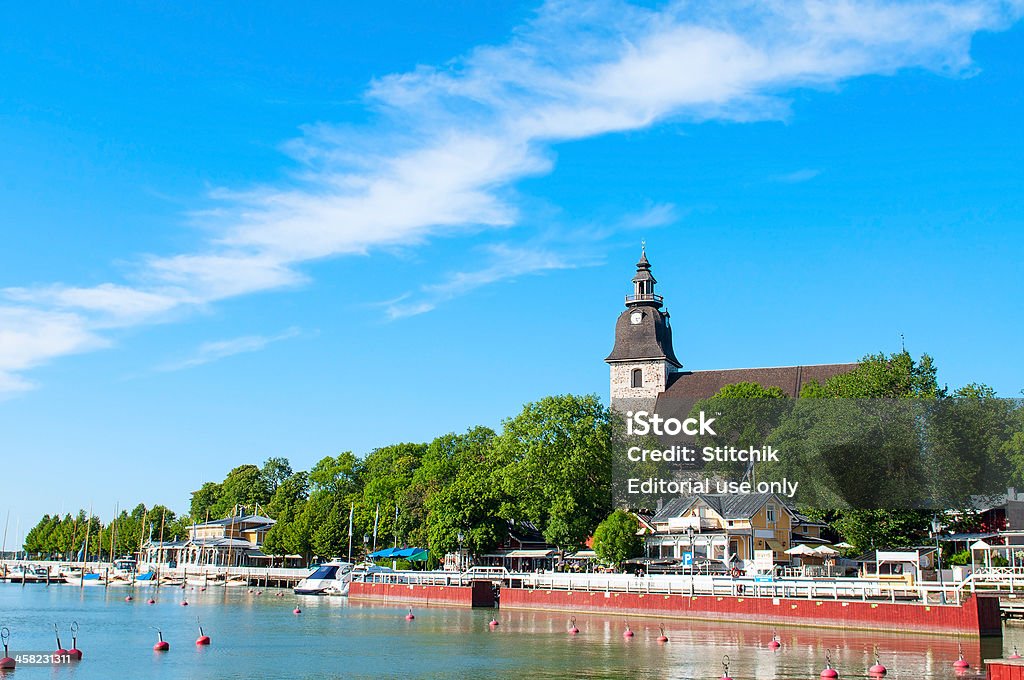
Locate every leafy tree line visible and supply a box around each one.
[21,395,614,564]
[687,350,1024,554]
[23,504,187,560]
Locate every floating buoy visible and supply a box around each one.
[153,630,169,652]
[180,601,189,607]
[1,627,15,670]
[1010,646,1022,659]
[195,620,211,646]
[293,608,302,615]
[953,645,970,669]
[68,622,82,660]
[768,630,781,650]
[488,618,499,628]
[256,590,262,596]
[53,624,69,658]
[622,624,634,639]
[147,598,156,605]
[200,587,206,592]
[125,595,133,602]
[721,654,733,680]
[656,625,669,643]
[568,617,579,635]
[868,646,886,675]
[821,650,839,678]
[247,589,253,593]
[276,592,284,598]
[405,609,415,621]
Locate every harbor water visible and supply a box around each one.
[0,583,1014,679]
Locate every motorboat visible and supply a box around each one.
[294,561,354,595]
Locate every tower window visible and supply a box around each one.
[631,368,643,388]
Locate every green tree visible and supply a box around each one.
[593,510,643,566]
[212,465,272,517]
[266,472,310,519]
[493,394,612,548]
[190,482,223,519]
[261,457,293,493]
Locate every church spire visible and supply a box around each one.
[627,244,662,308]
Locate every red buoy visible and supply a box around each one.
[196,622,210,646]
[1011,646,1022,659]
[53,626,69,659]
[953,645,970,670]
[721,654,734,680]
[623,624,634,639]
[125,595,133,602]
[488,618,499,628]
[180,601,189,607]
[405,609,415,620]
[821,650,839,679]
[1,627,15,670]
[656,625,668,643]
[869,662,887,676]
[768,629,781,649]
[147,598,156,604]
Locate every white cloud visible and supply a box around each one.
[0,307,107,393]
[771,168,822,183]
[385,243,587,319]
[2,0,1020,391]
[158,328,302,372]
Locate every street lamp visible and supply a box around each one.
[931,515,945,603]
[457,531,465,571]
[685,526,695,571]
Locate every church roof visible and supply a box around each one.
[605,306,682,367]
[658,363,858,402]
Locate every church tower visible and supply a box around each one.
[605,248,681,410]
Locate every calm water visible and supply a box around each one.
[0,583,1016,679]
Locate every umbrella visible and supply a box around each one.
[784,544,817,555]
[834,542,854,549]
[813,545,839,555]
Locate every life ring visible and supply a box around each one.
[730,567,742,578]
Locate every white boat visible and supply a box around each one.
[294,561,354,595]
[62,571,104,587]
[294,561,395,596]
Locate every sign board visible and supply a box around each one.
[680,551,693,566]
[754,549,775,573]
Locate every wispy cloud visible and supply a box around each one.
[385,243,590,319]
[157,328,303,372]
[2,0,1020,392]
[771,168,822,183]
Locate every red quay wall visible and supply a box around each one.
[497,588,1002,637]
[987,659,1024,680]
[349,581,496,608]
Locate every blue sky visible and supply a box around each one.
[1,1,1023,542]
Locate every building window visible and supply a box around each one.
[631,368,643,388]
[766,506,776,523]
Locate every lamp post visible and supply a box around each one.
[931,515,945,604]
[686,526,695,572]
[363,533,369,560]
[457,531,465,572]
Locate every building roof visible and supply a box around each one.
[652,493,792,522]
[657,363,858,403]
[194,514,275,529]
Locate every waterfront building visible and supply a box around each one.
[646,492,795,564]
[141,513,285,568]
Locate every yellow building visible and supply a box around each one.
[647,493,795,564]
